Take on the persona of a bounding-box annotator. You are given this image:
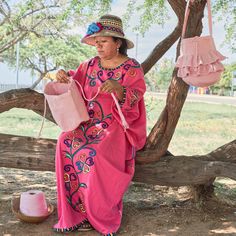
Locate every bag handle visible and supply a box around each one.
[37,97,47,138]
[74,79,99,101]
[75,79,129,130]
[181,0,212,39]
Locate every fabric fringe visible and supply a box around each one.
[53,219,88,233]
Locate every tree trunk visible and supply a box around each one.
[0,133,235,187]
[145,0,207,160]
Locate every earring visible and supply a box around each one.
[116,47,119,55]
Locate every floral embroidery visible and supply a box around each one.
[64,173,69,182]
[62,100,112,213]
[128,68,137,77]
[115,71,122,79]
[91,69,97,77]
[86,22,103,36]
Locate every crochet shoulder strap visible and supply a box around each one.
[182,0,213,39]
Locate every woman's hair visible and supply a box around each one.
[112,37,128,56]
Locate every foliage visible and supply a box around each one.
[121,0,236,53]
[0,0,111,54]
[213,0,236,53]
[2,33,95,77]
[145,58,174,92]
[122,0,169,35]
[210,63,236,95]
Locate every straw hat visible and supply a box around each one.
[12,195,54,224]
[81,14,134,49]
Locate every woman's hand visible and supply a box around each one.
[56,69,70,83]
[100,80,124,101]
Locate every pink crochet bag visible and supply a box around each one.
[43,79,128,132]
[176,0,226,87]
[38,64,128,135]
[44,79,90,132]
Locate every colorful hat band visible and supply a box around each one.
[102,25,124,36]
[85,22,124,38]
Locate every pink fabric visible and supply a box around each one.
[53,57,146,234]
[44,79,90,132]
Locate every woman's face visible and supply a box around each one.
[94,36,120,60]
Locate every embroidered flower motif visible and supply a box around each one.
[70,182,77,191]
[128,68,137,77]
[64,139,72,148]
[91,69,97,77]
[86,22,103,36]
[64,173,70,182]
[75,153,95,174]
[72,138,82,149]
[115,71,122,79]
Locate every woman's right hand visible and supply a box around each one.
[56,69,70,83]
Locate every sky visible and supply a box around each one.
[0,0,235,85]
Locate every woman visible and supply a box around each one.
[53,14,146,235]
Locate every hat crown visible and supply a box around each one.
[98,14,124,36]
[99,15,123,28]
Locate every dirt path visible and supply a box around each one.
[0,167,236,236]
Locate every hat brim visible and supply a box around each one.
[11,196,54,224]
[81,30,134,49]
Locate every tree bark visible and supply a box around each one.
[0,88,55,123]
[0,133,235,186]
[145,1,207,162]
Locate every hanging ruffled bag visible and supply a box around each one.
[176,0,226,87]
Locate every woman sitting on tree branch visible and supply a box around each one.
[53,14,147,235]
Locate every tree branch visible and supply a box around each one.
[141,24,182,74]
[0,133,235,186]
[19,4,60,20]
[0,88,55,122]
[0,0,11,26]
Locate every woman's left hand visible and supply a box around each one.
[100,80,122,93]
[100,80,124,101]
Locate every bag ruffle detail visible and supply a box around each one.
[177,60,224,78]
[176,50,226,68]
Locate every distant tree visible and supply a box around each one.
[213,0,236,53]
[210,63,236,95]
[2,34,95,87]
[145,58,174,92]
[0,0,111,54]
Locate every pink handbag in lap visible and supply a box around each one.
[41,76,128,134]
[176,0,226,87]
[44,79,90,132]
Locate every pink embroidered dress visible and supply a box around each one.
[53,56,146,234]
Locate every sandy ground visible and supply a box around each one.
[0,167,236,236]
